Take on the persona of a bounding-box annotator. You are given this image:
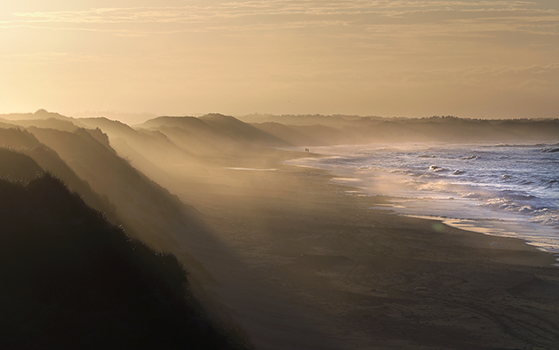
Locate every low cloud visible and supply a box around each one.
[9,1,556,25]
[2,0,557,117]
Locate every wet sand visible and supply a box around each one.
[159,149,559,349]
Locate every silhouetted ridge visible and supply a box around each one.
[0,128,121,226]
[142,116,210,130]
[0,127,40,149]
[0,173,248,350]
[79,117,141,137]
[23,144,122,225]
[141,114,289,148]
[78,117,196,175]
[247,115,559,145]
[200,114,289,146]
[0,148,43,182]
[5,118,79,132]
[0,109,71,122]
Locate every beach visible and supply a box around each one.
[3,0,559,344]
[156,148,559,350]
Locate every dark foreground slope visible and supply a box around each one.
[26,126,199,253]
[0,169,248,349]
[0,123,254,343]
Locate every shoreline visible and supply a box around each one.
[421,215,559,262]
[285,143,559,259]
[297,162,558,267]
[157,148,559,349]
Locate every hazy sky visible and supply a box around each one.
[1,0,558,119]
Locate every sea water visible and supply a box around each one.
[286,142,559,254]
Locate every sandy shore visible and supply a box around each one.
[158,149,559,350]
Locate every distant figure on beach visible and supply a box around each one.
[305,148,310,152]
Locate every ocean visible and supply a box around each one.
[286,142,559,255]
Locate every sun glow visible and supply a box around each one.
[1,0,558,118]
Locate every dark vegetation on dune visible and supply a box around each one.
[0,151,248,350]
[0,125,200,254]
[0,124,221,293]
[0,128,120,225]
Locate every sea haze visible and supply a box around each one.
[287,142,559,254]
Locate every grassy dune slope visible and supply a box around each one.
[0,152,249,350]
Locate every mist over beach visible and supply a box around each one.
[2,0,559,349]
[0,111,558,349]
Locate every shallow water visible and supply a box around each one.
[286,142,559,254]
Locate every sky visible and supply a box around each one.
[1,0,558,120]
